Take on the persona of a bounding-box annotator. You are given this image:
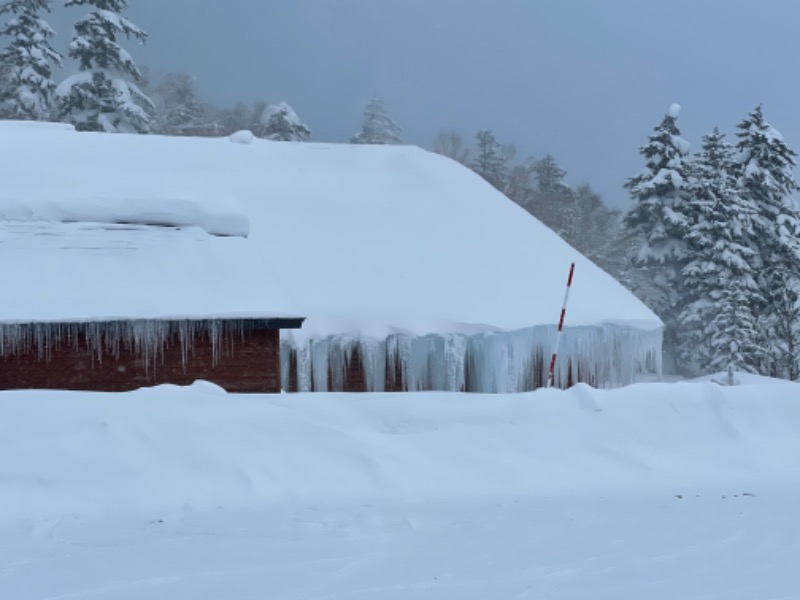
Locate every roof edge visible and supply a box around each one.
[0,317,306,330]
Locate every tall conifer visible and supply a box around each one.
[56,0,153,132]
[0,0,61,120]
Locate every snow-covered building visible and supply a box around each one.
[0,121,662,393]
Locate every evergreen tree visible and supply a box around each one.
[570,184,622,274]
[734,105,800,377]
[471,129,508,189]
[622,104,693,369]
[533,154,567,197]
[705,283,763,375]
[504,158,536,207]
[531,155,577,238]
[214,101,249,135]
[253,101,310,141]
[0,0,62,120]
[679,128,762,373]
[150,72,217,137]
[351,98,401,144]
[0,60,8,110]
[763,270,800,380]
[56,0,154,133]
[433,131,470,165]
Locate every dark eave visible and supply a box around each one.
[264,318,305,330]
[0,317,306,331]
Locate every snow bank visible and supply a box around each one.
[694,371,792,386]
[0,120,658,333]
[229,129,255,144]
[0,382,797,520]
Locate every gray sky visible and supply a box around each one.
[45,0,800,208]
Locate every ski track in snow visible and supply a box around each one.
[2,491,799,600]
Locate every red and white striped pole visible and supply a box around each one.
[547,262,575,388]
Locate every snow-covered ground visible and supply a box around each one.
[1,380,798,599]
[4,492,798,600]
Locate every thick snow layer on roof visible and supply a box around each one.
[0,221,302,323]
[0,123,248,237]
[0,121,660,332]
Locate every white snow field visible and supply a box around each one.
[1,380,799,599]
[0,121,661,390]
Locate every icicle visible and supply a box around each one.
[282,323,663,393]
[309,338,331,392]
[0,319,662,392]
[359,338,385,392]
[0,318,271,374]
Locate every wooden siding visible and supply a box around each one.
[0,328,281,393]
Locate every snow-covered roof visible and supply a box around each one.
[0,121,661,334]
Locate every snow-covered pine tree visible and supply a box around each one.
[56,0,153,133]
[531,155,577,239]
[764,269,800,380]
[0,60,8,111]
[433,131,471,165]
[253,101,310,141]
[150,72,216,137]
[471,129,508,190]
[214,101,249,136]
[734,105,800,378]
[705,283,763,375]
[622,104,693,370]
[504,158,536,207]
[351,98,401,145]
[0,0,62,120]
[679,128,762,374]
[533,155,567,196]
[570,184,622,275]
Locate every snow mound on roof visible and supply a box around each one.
[0,121,658,332]
[0,195,249,238]
[0,122,249,237]
[0,221,301,323]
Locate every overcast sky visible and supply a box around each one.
[45,0,800,208]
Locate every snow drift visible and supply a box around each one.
[0,381,797,520]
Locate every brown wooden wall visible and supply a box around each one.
[0,328,281,393]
